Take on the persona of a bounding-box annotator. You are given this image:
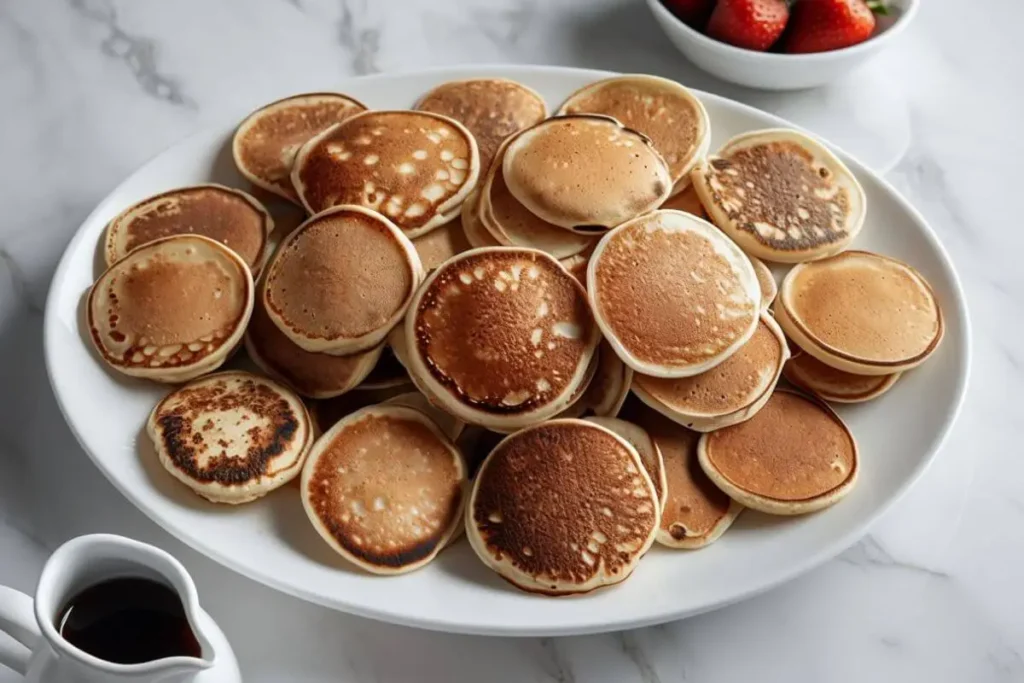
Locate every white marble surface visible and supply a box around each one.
[1,0,1022,680]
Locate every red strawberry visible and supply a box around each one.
[705,0,790,51]
[783,0,881,53]
[662,0,716,29]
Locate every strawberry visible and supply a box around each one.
[782,0,882,53]
[705,0,789,51]
[662,0,717,29]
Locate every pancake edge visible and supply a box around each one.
[782,349,902,404]
[299,403,468,575]
[584,416,668,512]
[696,389,860,515]
[413,77,549,118]
[655,499,743,550]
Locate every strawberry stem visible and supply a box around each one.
[865,0,890,15]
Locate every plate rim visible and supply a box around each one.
[43,64,972,636]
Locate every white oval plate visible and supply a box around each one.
[44,65,970,636]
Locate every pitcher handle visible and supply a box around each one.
[0,586,40,675]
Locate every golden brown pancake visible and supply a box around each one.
[698,390,858,515]
[776,250,943,375]
[292,110,480,237]
[263,206,423,355]
[588,210,760,377]
[103,184,272,273]
[750,255,778,310]
[691,129,865,263]
[412,217,473,271]
[627,407,741,549]
[585,416,667,511]
[147,371,313,504]
[233,92,367,202]
[558,75,710,195]
[479,135,596,259]
[358,346,411,389]
[660,184,709,220]
[632,313,788,432]
[244,292,381,399]
[580,340,633,417]
[406,247,599,431]
[88,235,254,383]
[459,188,500,249]
[502,115,672,232]
[415,78,547,175]
[301,405,466,574]
[784,347,902,403]
[466,419,659,595]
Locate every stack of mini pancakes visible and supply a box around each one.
[82,74,944,594]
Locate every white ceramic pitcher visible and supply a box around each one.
[0,534,240,683]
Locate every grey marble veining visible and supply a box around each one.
[1,0,1022,681]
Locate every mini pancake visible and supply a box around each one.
[479,135,596,259]
[244,292,381,399]
[292,110,481,238]
[775,250,944,375]
[88,235,254,383]
[412,217,473,271]
[691,129,866,263]
[660,184,709,220]
[459,188,500,249]
[103,184,273,274]
[626,406,741,549]
[783,347,901,403]
[632,313,788,432]
[586,416,667,512]
[502,115,672,232]
[750,255,778,310]
[300,404,466,575]
[262,205,424,355]
[406,247,599,432]
[698,390,858,515]
[358,346,411,390]
[558,252,590,288]
[581,341,633,417]
[415,78,547,175]
[382,391,466,441]
[147,371,313,504]
[588,210,760,378]
[232,92,367,202]
[466,419,659,595]
[557,75,710,196]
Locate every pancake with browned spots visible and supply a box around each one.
[698,390,858,515]
[301,404,466,574]
[586,416,666,512]
[415,78,547,174]
[262,205,424,355]
[103,184,272,274]
[632,313,788,432]
[625,404,741,548]
[588,210,760,378]
[502,115,672,232]
[691,129,866,263]
[776,250,943,375]
[466,419,659,594]
[405,247,599,432]
[244,291,381,399]
[558,75,709,196]
[292,110,480,238]
[233,92,366,202]
[783,347,901,403]
[147,371,313,503]
[88,235,254,383]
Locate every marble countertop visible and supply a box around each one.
[1,0,1021,680]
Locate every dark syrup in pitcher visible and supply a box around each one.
[56,577,201,664]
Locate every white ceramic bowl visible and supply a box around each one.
[646,0,919,90]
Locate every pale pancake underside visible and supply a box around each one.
[147,371,313,504]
